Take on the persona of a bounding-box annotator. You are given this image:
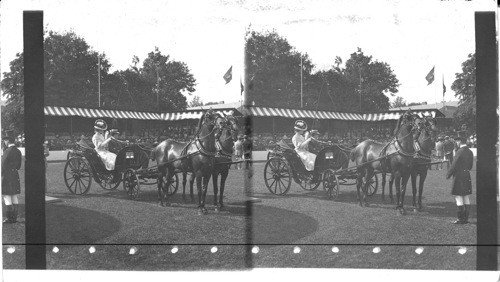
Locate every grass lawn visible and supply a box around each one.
[2,157,486,270]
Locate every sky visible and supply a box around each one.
[0,0,496,106]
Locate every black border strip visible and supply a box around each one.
[24,11,46,269]
[475,12,498,271]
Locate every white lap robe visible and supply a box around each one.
[92,132,117,171]
[292,133,316,171]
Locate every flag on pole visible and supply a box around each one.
[442,75,446,97]
[223,66,232,84]
[425,66,435,85]
[240,78,244,95]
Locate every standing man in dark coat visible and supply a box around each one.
[2,130,22,224]
[242,135,253,177]
[446,136,474,224]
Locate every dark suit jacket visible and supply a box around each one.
[446,145,473,196]
[2,145,22,195]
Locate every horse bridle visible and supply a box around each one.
[389,112,419,157]
[413,116,436,159]
[214,116,239,159]
[194,111,219,156]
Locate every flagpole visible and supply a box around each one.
[300,56,303,108]
[98,55,101,108]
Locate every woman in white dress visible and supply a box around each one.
[92,119,117,171]
[292,120,316,171]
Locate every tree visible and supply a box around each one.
[1,53,24,132]
[392,96,407,108]
[342,48,399,112]
[451,53,475,132]
[189,95,204,107]
[245,30,314,108]
[2,30,198,133]
[141,47,196,111]
[44,30,112,107]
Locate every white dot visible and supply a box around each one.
[89,246,96,253]
[331,247,340,253]
[293,246,301,254]
[6,247,15,254]
[211,246,218,253]
[372,247,381,254]
[52,247,59,253]
[458,247,467,255]
[129,247,137,255]
[251,246,259,254]
[415,247,424,255]
[171,246,178,254]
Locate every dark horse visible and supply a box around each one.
[212,113,240,212]
[152,110,219,214]
[350,110,417,214]
[409,115,438,211]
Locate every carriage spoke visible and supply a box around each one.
[68,178,77,191]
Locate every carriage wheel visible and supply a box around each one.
[162,173,179,196]
[264,157,292,195]
[323,169,340,200]
[64,157,92,195]
[97,172,121,191]
[299,178,321,191]
[123,169,140,200]
[365,174,379,196]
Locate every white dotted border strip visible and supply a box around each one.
[6,245,468,256]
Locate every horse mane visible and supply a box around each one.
[196,111,205,132]
[393,114,404,135]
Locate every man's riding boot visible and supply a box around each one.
[11,204,18,223]
[463,204,470,224]
[3,206,13,224]
[453,205,465,224]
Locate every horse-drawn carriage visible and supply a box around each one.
[264,139,378,200]
[63,141,179,199]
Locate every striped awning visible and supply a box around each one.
[363,110,444,121]
[44,106,442,122]
[247,107,364,121]
[44,106,242,121]
[161,109,239,121]
[247,107,444,121]
[44,106,161,120]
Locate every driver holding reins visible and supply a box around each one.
[292,120,316,171]
[92,119,117,170]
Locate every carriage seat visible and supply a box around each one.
[276,139,295,151]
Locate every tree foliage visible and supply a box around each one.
[246,30,314,108]
[451,53,475,132]
[245,30,399,112]
[392,96,407,108]
[1,31,197,132]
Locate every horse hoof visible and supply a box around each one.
[364,202,370,207]
[399,208,406,216]
[197,209,204,215]
[214,206,220,212]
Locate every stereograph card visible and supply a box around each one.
[0,0,498,279]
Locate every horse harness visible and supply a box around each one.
[214,116,238,160]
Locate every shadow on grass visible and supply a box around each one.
[46,203,121,244]
[251,205,319,244]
